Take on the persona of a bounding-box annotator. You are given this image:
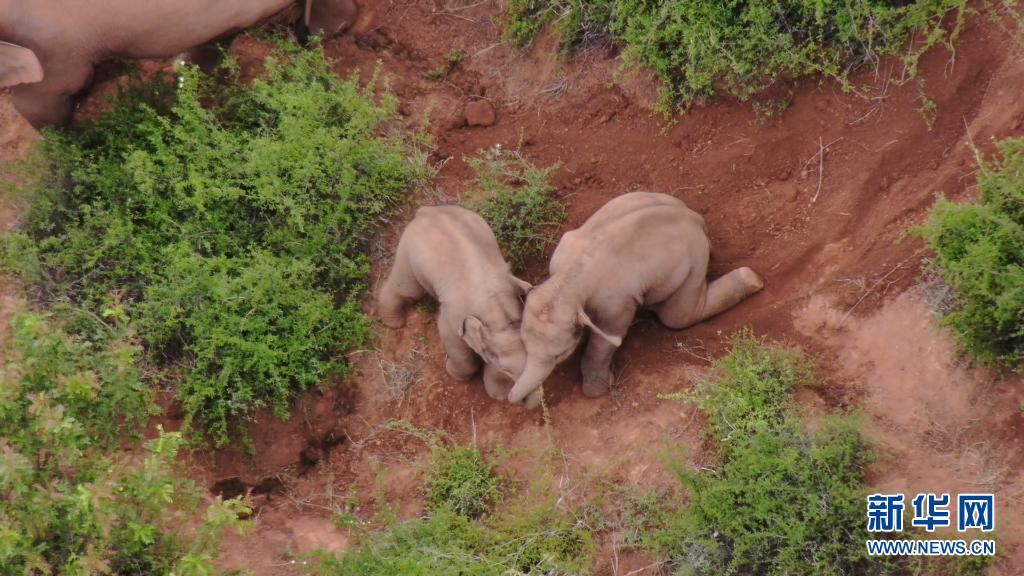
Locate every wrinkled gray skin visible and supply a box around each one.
[0,0,357,127]
[378,206,541,407]
[508,192,765,406]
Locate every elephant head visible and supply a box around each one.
[460,277,531,399]
[297,0,358,44]
[507,282,621,407]
[0,42,43,88]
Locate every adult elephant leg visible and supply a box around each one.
[11,59,93,128]
[656,267,763,330]
[438,307,480,381]
[580,304,635,398]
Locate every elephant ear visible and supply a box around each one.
[460,316,498,364]
[305,0,358,38]
[508,275,532,296]
[0,42,43,88]
[577,309,623,347]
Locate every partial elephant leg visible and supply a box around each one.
[482,363,513,401]
[656,267,764,330]
[11,59,94,128]
[580,304,636,398]
[182,36,235,74]
[377,246,425,329]
[439,308,480,381]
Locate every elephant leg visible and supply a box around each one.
[377,248,425,329]
[439,307,480,381]
[482,363,513,401]
[580,305,635,398]
[11,59,94,128]
[656,267,764,330]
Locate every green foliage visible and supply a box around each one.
[916,137,1024,367]
[506,0,969,113]
[669,329,813,447]
[0,312,246,574]
[425,445,503,518]
[310,443,593,576]
[7,43,424,445]
[465,147,566,272]
[311,503,593,576]
[657,332,876,576]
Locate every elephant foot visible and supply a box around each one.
[736,266,766,294]
[581,370,613,398]
[523,388,544,410]
[379,309,407,329]
[483,367,514,401]
[445,357,477,382]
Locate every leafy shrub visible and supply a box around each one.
[667,328,813,447]
[6,42,424,444]
[465,147,566,272]
[916,137,1024,366]
[425,445,503,518]
[311,504,593,576]
[0,312,245,574]
[310,443,593,576]
[506,0,969,112]
[657,332,875,576]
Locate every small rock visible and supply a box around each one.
[464,100,496,127]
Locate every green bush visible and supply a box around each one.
[506,0,969,113]
[311,504,593,576]
[310,443,593,576]
[657,332,876,576]
[425,445,503,518]
[6,42,424,444]
[465,147,566,272]
[0,312,245,574]
[916,137,1024,367]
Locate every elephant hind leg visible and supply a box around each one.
[656,267,764,330]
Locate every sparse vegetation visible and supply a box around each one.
[506,0,971,114]
[656,331,877,575]
[0,311,246,574]
[465,147,566,272]
[310,443,594,575]
[425,444,503,518]
[916,137,1024,367]
[3,43,424,445]
[424,49,467,81]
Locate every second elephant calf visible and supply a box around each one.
[377,206,539,406]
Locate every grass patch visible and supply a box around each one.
[0,311,246,574]
[916,137,1024,367]
[655,331,877,575]
[425,445,503,518]
[505,0,971,114]
[309,442,594,575]
[2,42,425,445]
[464,147,566,272]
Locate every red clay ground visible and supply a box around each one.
[2,1,1024,574]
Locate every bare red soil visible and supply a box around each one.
[3,1,1024,574]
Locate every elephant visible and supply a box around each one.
[378,205,541,406]
[507,192,765,406]
[0,0,357,127]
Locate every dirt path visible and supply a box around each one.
[2,1,1024,574]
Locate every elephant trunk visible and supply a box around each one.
[508,361,554,405]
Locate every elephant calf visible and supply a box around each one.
[508,192,764,406]
[378,206,537,404]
